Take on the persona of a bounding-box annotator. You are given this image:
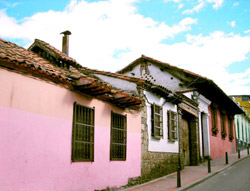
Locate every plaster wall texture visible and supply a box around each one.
[208,106,236,159]
[144,91,178,153]
[124,64,182,92]
[198,95,211,157]
[95,74,137,93]
[0,68,141,191]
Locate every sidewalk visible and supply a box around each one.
[124,149,250,191]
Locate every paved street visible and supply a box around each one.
[187,157,250,191]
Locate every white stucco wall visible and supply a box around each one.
[144,91,179,153]
[124,63,182,92]
[95,74,137,93]
[198,94,211,157]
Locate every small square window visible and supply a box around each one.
[242,96,249,101]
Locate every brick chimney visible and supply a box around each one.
[60,30,71,55]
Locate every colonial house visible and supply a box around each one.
[0,37,143,191]
[118,55,243,161]
[27,35,187,180]
[231,97,250,150]
[80,68,183,178]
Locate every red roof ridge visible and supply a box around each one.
[118,54,211,81]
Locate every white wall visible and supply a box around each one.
[124,64,183,92]
[95,74,137,92]
[198,94,211,157]
[144,91,179,153]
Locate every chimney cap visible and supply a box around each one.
[60,30,72,35]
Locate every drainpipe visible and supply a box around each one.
[60,30,71,55]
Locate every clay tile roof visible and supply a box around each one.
[118,54,242,114]
[0,38,80,85]
[0,38,143,110]
[28,39,82,69]
[117,54,210,81]
[78,65,181,103]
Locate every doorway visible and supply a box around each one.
[182,117,190,166]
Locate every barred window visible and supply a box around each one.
[220,111,226,139]
[211,106,218,136]
[151,103,163,139]
[110,111,127,161]
[71,102,95,162]
[228,116,234,142]
[168,110,178,141]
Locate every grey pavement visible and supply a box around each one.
[123,149,250,191]
[187,157,250,191]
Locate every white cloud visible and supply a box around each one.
[206,0,223,9]
[183,0,205,14]
[164,0,182,3]
[231,21,236,27]
[1,1,21,8]
[161,32,250,94]
[244,29,250,34]
[183,0,223,14]
[0,0,196,71]
[233,2,239,7]
[178,4,184,9]
[0,0,249,95]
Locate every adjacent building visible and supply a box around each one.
[231,95,250,115]
[231,97,250,150]
[82,69,183,178]
[118,55,243,161]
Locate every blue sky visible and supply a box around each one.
[0,0,250,95]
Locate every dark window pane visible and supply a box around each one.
[72,103,94,162]
[111,112,126,160]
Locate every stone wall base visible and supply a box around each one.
[141,152,179,179]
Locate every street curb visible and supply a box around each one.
[177,155,250,191]
[122,171,177,191]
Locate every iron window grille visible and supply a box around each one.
[71,102,95,162]
[110,111,127,161]
[220,111,227,139]
[228,116,234,142]
[151,103,163,139]
[211,106,218,136]
[168,110,178,142]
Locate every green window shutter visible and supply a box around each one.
[168,110,177,141]
[151,103,163,139]
[71,102,95,162]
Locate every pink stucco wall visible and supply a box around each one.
[208,106,236,159]
[0,68,141,191]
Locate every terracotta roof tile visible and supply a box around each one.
[117,55,211,81]
[29,39,77,64]
[0,38,143,110]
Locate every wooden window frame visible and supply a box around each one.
[228,116,234,142]
[71,102,95,162]
[151,103,163,140]
[168,110,178,142]
[211,106,218,136]
[110,111,127,161]
[220,111,227,139]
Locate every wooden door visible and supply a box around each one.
[182,118,190,166]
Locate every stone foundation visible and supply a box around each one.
[140,105,179,179]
